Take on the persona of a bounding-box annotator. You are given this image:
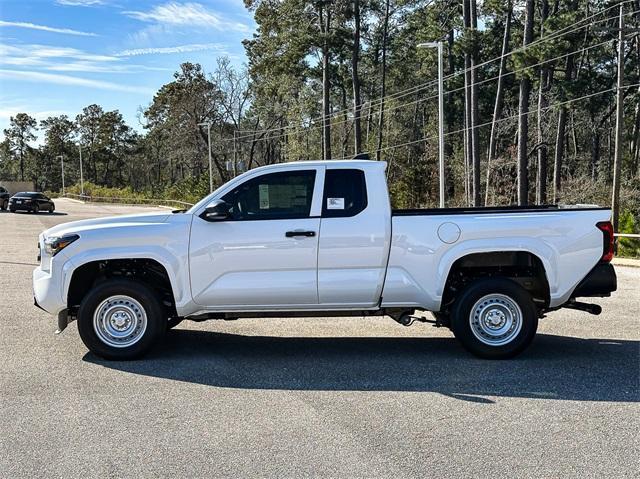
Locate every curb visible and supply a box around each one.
[58,197,85,204]
[612,258,640,268]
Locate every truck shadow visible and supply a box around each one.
[84,332,639,403]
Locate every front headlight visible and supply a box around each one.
[44,234,79,256]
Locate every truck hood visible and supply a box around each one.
[42,212,172,239]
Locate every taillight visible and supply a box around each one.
[596,221,614,262]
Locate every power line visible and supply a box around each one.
[332,82,640,161]
[225,36,621,147]
[226,1,636,143]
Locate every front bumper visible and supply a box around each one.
[33,264,67,315]
[572,262,617,298]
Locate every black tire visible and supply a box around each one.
[166,317,183,330]
[48,205,54,213]
[32,204,39,214]
[77,279,166,360]
[450,278,538,359]
[1,200,6,211]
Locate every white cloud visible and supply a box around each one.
[116,42,226,57]
[0,44,118,68]
[0,43,173,74]
[123,2,249,32]
[0,20,97,37]
[55,0,105,6]
[0,69,154,95]
[0,107,70,122]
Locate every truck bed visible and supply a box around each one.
[383,205,612,311]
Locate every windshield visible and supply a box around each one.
[14,192,39,198]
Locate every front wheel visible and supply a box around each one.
[450,278,538,359]
[1,199,7,211]
[77,279,166,360]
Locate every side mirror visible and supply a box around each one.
[200,199,231,221]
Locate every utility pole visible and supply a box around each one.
[78,145,84,197]
[198,122,214,193]
[57,155,65,195]
[611,3,625,234]
[417,41,446,208]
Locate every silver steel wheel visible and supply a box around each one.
[93,295,148,348]
[469,294,522,347]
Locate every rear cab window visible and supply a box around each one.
[322,169,368,218]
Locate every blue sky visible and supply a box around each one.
[0,0,255,140]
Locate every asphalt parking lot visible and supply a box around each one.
[1,198,638,478]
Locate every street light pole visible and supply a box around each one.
[417,41,445,208]
[57,155,65,195]
[611,4,625,234]
[78,145,84,197]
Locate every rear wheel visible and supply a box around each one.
[450,278,538,359]
[1,199,6,211]
[77,279,166,360]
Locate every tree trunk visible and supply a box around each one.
[320,5,332,160]
[375,0,390,162]
[536,0,549,204]
[469,0,481,206]
[351,0,362,155]
[591,130,600,180]
[341,81,350,158]
[485,1,512,205]
[553,55,574,203]
[631,37,640,176]
[462,0,472,205]
[517,0,535,206]
[19,144,25,181]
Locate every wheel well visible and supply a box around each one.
[67,259,176,317]
[442,251,550,312]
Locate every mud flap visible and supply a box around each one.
[55,310,69,334]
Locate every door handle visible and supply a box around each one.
[285,230,316,238]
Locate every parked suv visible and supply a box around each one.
[9,192,55,213]
[0,186,9,210]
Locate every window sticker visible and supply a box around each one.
[327,197,345,210]
[258,184,269,209]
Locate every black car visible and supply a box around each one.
[0,186,9,210]
[9,192,55,213]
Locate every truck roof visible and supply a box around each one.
[251,159,386,171]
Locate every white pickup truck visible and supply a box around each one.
[34,160,617,360]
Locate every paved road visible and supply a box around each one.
[1,199,638,478]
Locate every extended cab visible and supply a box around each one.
[33,160,616,360]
